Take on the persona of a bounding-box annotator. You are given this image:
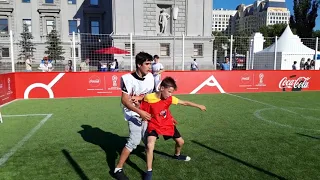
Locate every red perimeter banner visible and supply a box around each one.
[0,73,16,105]
[12,71,320,99]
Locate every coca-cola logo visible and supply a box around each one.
[279,77,311,89]
[89,76,101,87]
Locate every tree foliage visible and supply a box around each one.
[18,23,36,61]
[290,0,319,38]
[44,23,65,63]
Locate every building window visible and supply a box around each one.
[0,19,8,34]
[1,48,9,57]
[125,43,135,56]
[90,20,99,34]
[45,0,54,3]
[90,0,98,5]
[160,43,170,56]
[68,0,76,4]
[46,20,55,34]
[22,0,30,2]
[70,48,79,57]
[23,19,32,33]
[68,20,77,34]
[193,44,203,57]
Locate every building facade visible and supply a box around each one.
[234,0,290,34]
[0,0,213,71]
[212,8,237,36]
[211,0,290,36]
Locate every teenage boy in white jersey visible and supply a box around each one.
[151,55,164,90]
[114,52,155,180]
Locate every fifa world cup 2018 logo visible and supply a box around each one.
[256,73,266,86]
[112,75,118,87]
[259,73,264,84]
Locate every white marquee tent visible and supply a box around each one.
[253,25,319,70]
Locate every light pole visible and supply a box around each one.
[172,2,179,70]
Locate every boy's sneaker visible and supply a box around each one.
[114,169,129,180]
[144,171,152,180]
[174,154,191,161]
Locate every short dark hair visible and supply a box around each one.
[136,52,153,68]
[153,55,159,59]
[160,76,177,90]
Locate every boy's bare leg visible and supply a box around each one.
[116,147,131,169]
[145,136,157,180]
[173,137,191,161]
[146,136,157,171]
[174,137,184,155]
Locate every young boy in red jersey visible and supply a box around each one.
[139,76,206,180]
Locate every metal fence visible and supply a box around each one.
[0,30,319,73]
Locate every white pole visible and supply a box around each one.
[130,33,133,72]
[182,33,185,70]
[229,35,233,71]
[315,37,319,70]
[10,30,15,72]
[72,32,77,72]
[274,36,278,70]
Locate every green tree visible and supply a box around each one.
[212,31,229,60]
[18,23,36,61]
[290,0,319,38]
[44,23,65,64]
[233,30,250,55]
[313,30,320,37]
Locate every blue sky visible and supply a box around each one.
[213,0,320,30]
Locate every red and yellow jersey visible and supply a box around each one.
[140,93,179,136]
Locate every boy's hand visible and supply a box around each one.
[198,105,206,111]
[173,119,178,125]
[139,110,151,121]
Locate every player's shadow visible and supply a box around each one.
[78,125,145,176]
[78,125,172,177]
[191,140,287,180]
[296,133,320,140]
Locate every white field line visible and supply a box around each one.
[0,99,20,108]
[0,114,53,167]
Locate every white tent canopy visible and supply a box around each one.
[253,25,319,70]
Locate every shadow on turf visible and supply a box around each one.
[62,149,89,180]
[191,140,287,180]
[77,125,173,178]
[296,133,320,140]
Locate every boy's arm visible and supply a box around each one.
[173,97,206,111]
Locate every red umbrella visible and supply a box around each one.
[94,47,130,54]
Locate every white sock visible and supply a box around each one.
[114,168,122,173]
[147,169,152,172]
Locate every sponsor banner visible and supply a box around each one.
[13,71,320,99]
[15,72,125,99]
[0,73,16,105]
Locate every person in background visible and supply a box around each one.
[310,60,315,70]
[25,55,32,72]
[152,55,164,90]
[292,61,297,70]
[110,59,116,72]
[115,59,119,71]
[190,59,198,71]
[300,58,305,70]
[38,57,54,72]
[65,60,73,72]
[305,58,311,70]
[80,58,90,72]
[221,57,231,70]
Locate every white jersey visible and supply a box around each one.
[120,72,155,120]
[152,62,164,90]
[152,62,164,80]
